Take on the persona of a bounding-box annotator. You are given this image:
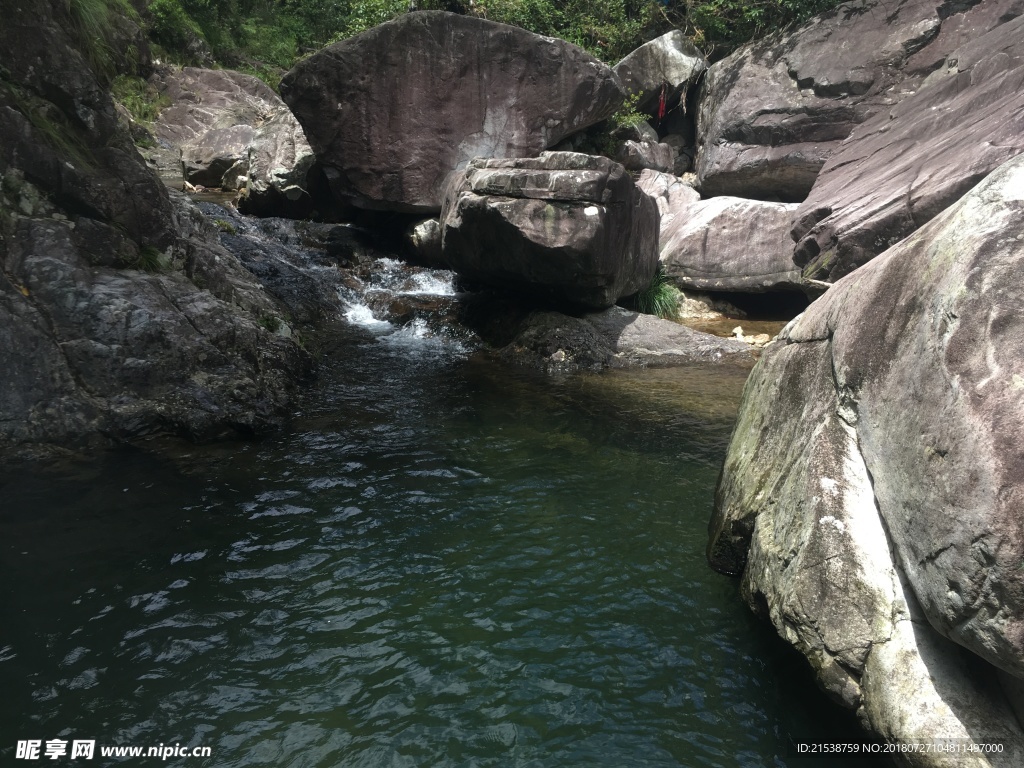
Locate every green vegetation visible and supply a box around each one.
[68,0,140,80]
[611,92,648,131]
[213,218,237,234]
[111,74,171,124]
[134,245,166,272]
[136,0,843,74]
[625,266,681,320]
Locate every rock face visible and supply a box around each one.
[153,67,318,214]
[440,152,658,309]
[238,109,320,219]
[792,12,1024,281]
[615,140,675,173]
[637,171,802,293]
[695,0,1024,202]
[613,30,706,117]
[280,11,624,213]
[0,6,173,251]
[0,2,311,459]
[708,156,1024,758]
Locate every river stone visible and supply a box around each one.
[279,11,624,213]
[463,299,754,371]
[637,171,802,293]
[613,30,706,117]
[238,109,319,218]
[439,152,658,310]
[615,140,675,173]
[662,196,802,293]
[153,66,319,209]
[791,12,1024,281]
[693,0,1016,202]
[708,156,1024,757]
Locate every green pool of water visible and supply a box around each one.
[0,324,881,767]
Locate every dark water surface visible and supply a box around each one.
[2,319,877,767]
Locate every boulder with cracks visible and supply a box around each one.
[708,155,1024,763]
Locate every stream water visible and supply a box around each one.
[1,254,883,766]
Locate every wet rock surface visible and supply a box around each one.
[280,11,624,213]
[708,156,1024,758]
[463,297,754,372]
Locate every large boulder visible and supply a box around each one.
[439,152,658,310]
[707,156,1024,758]
[279,11,624,213]
[153,67,318,213]
[237,109,320,219]
[613,30,706,119]
[792,12,1024,281]
[694,0,1023,202]
[638,171,801,293]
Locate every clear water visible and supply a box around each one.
[0,313,881,766]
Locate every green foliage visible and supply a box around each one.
[68,0,139,79]
[625,267,680,320]
[213,218,237,234]
[148,0,207,54]
[111,75,171,124]
[611,92,647,130]
[122,1,843,89]
[134,245,166,272]
[667,0,839,53]
[259,314,283,333]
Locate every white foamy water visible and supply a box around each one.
[401,271,456,296]
[344,302,392,330]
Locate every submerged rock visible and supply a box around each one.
[465,300,753,371]
[280,11,624,213]
[708,155,1024,759]
[440,152,658,310]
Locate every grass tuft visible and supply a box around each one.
[626,266,681,321]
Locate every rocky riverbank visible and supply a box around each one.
[3,0,1024,760]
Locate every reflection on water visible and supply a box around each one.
[0,289,882,767]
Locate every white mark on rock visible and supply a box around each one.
[583,206,599,216]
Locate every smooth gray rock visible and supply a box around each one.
[694,0,1021,201]
[792,12,1024,281]
[280,11,624,213]
[440,152,658,310]
[637,170,802,293]
[238,109,319,218]
[708,156,1024,759]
